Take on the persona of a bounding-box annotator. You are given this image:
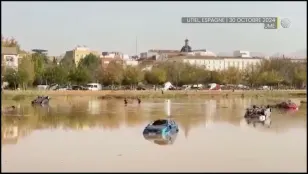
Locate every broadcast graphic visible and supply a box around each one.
[182,17,291,29]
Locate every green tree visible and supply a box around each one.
[31,53,49,85]
[259,58,296,85]
[18,56,35,89]
[78,53,101,82]
[208,71,224,84]
[1,36,25,53]
[123,66,144,85]
[144,67,167,85]
[52,57,58,65]
[101,61,124,86]
[242,64,260,87]
[78,53,100,68]
[160,62,185,86]
[179,64,196,84]
[43,65,69,85]
[292,64,307,88]
[68,66,90,85]
[3,68,19,89]
[259,70,283,86]
[222,67,243,84]
[60,56,75,69]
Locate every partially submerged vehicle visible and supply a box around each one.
[143,132,178,145]
[244,105,272,127]
[275,100,299,110]
[2,106,17,115]
[143,119,179,136]
[31,96,51,105]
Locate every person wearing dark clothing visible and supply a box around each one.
[124,98,128,106]
[137,98,141,104]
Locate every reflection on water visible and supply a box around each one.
[143,132,178,146]
[1,98,307,172]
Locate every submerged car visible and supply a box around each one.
[244,105,272,127]
[143,132,178,146]
[31,96,51,105]
[275,100,299,110]
[143,119,179,136]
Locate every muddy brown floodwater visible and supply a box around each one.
[1,98,307,172]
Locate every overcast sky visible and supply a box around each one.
[2,2,307,56]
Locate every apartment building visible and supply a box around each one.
[63,46,100,66]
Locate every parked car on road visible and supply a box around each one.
[71,85,88,90]
[86,83,102,91]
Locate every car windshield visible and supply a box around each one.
[87,84,98,88]
[152,120,167,126]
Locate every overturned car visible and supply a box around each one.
[31,96,51,105]
[244,105,272,127]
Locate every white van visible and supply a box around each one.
[86,83,102,91]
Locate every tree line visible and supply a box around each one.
[2,36,306,89]
[3,52,306,89]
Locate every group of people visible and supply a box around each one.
[244,105,271,118]
[124,98,141,106]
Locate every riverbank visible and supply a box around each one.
[2,89,306,101]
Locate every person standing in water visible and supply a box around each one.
[137,97,141,104]
[124,98,128,106]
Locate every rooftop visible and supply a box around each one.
[32,49,48,54]
[168,56,266,60]
[2,47,18,55]
[148,49,180,53]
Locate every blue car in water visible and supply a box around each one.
[143,119,179,136]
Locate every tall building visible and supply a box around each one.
[62,46,100,66]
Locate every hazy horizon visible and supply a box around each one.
[2,2,307,56]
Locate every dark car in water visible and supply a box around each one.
[143,119,179,136]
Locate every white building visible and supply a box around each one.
[140,50,178,60]
[140,51,161,60]
[186,50,217,57]
[233,50,250,58]
[4,55,18,69]
[100,51,129,60]
[2,47,19,70]
[289,58,306,63]
[125,59,139,66]
[168,56,262,71]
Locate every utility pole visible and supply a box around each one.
[135,36,138,56]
